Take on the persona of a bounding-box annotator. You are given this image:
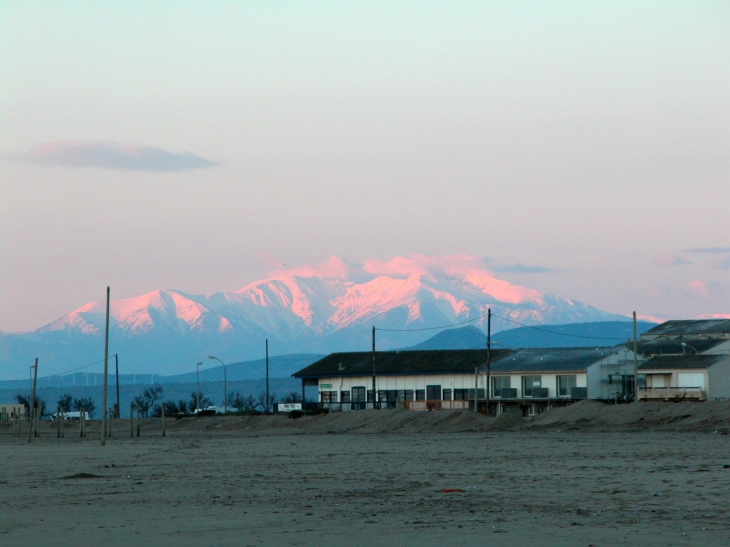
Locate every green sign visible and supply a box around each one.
[320,384,332,388]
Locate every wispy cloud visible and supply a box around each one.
[5,141,217,171]
[683,246,730,254]
[490,262,556,274]
[678,280,722,300]
[652,255,693,267]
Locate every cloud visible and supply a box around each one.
[491,263,556,274]
[678,280,722,300]
[5,141,217,171]
[718,257,730,270]
[362,254,491,278]
[267,255,356,280]
[697,313,730,319]
[652,255,693,267]
[683,246,730,254]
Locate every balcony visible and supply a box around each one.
[638,387,706,401]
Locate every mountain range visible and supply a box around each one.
[0,256,630,379]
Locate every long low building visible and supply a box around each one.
[292,346,642,415]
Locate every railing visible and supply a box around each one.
[401,400,471,411]
[638,387,706,400]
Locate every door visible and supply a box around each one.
[426,385,441,400]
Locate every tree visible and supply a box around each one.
[133,396,151,418]
[142,385,164,408]
[177,399,189,413]
[16,394,47,415]
[189,391,212,412]
[74,397,96,418]
[280,391,302,404]
[257,391,277,412]
[57,393,74,412]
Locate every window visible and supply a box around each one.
[340,391,350,403]
[320,391,338,403]
[556,375,576,397]
[522,376,542,397]
[492,377,511,398]
[454,389,469,400]
[426,385,441,400]
[443,389,452,401]
[351,387,366,403]
[400,390,414,401]
[415,389,426,401]
[467,389,486,399]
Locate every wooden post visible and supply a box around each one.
[102,287,110,446]
[130,403,135,437]
[161,404,165,437]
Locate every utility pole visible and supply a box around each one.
[115,354,120,418]
[196,362,202,411]
[102,286,110,446]
[372,326,376,409]
[28,358,38,443]
[633,311,639,402]
[265,339,269,413]
[486,308,491,416]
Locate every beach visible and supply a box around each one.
[2,408,730,546]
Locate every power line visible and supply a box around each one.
[375,311,491,332]
[490,313,631,341]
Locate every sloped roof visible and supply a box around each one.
[628,338,726,356]
[639,354,726,371]
[292,349,514,378]
[490,347,619,373]
[642,320,730,338]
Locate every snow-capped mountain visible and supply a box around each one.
[0,255,628,379]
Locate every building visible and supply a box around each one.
[292,345,641,415]
[488,346,641,415]
[638,354,730,401]
[633,319,730,401]
[0,404,26,419]
[293,349,514,411]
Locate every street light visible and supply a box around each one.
[208,356,227,414]
[681,342,699,355]
[196,362,203,411]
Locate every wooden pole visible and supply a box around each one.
[28,358,38,443]
[474,367,478,413]
[372,326,376,409]
[102,286,110,446]
[115,354,120,418]
[265,339,269,413]
[633,311,639,402]
[486,308,491,416]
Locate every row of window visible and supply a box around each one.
[320,375,579,401]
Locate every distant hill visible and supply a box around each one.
[404,321,657,351]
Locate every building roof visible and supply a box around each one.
[628,338,726,356]
[490,347,619,373]
[639,354,726,371]
[292,349,515,378]
[641,320,730,339]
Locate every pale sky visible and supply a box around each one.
[1,1,729,332]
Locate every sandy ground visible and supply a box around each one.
[2,409,730,547]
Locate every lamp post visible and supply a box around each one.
[681,342,699,355]
[196,362,203,412]
[208,356,227,414]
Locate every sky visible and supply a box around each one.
[1,1,728,333]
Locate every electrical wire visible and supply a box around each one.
[375,311,492,332]
[490,313,631,341]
